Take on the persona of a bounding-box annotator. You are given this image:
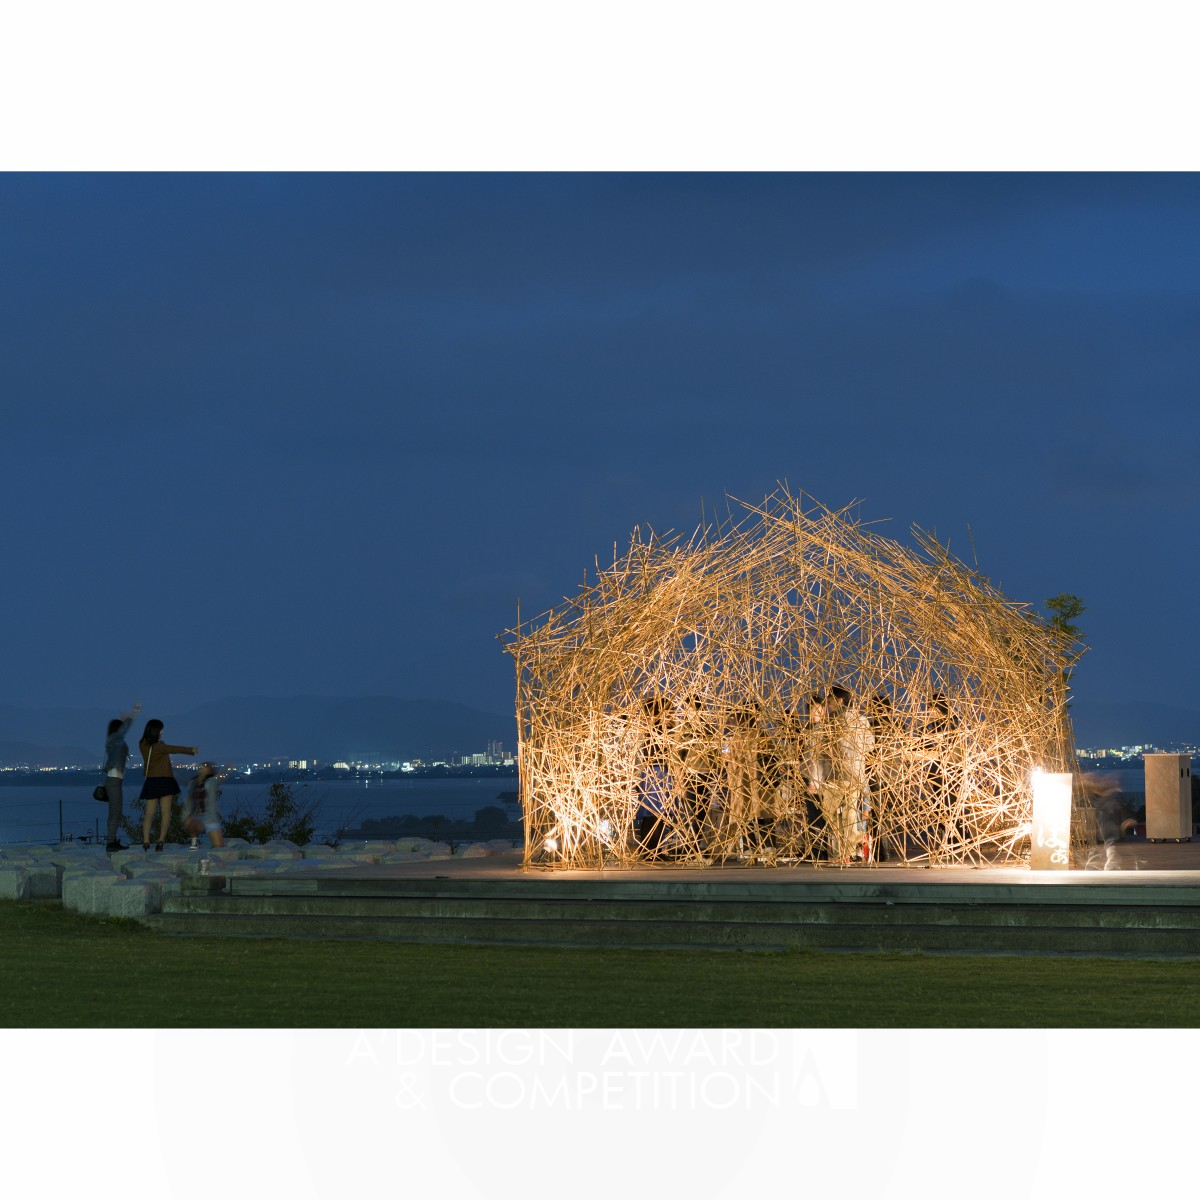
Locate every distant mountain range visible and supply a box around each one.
[1,694,1195,768]
[0,740,99,768]
[0,696,515,766]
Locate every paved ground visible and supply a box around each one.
[327,834,1200,887]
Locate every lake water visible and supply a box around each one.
[0,777,519,847]
[1098,768,1145,796]
[0,768,1155,847]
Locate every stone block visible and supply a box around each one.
[60,869,102,906]
[458,844,492,859]
[219,863,262,876]
[484,839,519,853]
[181,875,228,896]
[332,843,390,864]
[26,862,64,899]
[119,869,180,896]
[51,849,108,869]
[60,863,112,882]
[107,879,163,917]
[298,844,338,859]
[153,846,192,860]
[419,842,453,860]
[62,871,124,914]
[0,866,30,900]
[201,851,243,869]
[377,850,429,864]
[243,842,302,860]
[393,838,432,853]
[129,868,175,885]
[122,860,172,879]
[351,840,395,855]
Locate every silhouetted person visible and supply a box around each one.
[635,696,673,856]
[767,701,818,859]
[818,685,875,862]
[102,702,141,851]
[801,693,833,856]
[677,694,719,845]
[138,718,198,851]
[919,689,962,852]
[720,704,763,859]
[863,691,896,861]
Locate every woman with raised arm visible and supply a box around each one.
[138,718,197,851]
[102,702,141,852]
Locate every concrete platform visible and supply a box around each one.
[140,838,1200,957]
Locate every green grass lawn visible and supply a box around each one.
[3,899,1197,1027]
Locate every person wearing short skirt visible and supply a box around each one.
[138,719,197,851]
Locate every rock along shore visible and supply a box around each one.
[0,836,520,917]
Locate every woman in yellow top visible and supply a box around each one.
[138,718,198,851]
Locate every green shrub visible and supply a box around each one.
[223,782,318,846]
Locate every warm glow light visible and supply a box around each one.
[1029,769,1072,870]
[506,488,1074,870]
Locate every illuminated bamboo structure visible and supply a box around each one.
[503,489,1081,869]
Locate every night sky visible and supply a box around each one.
[4,172,1198,721]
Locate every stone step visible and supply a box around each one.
[162,891,1200,934]
[150,877,1200,955]
[194,872,1200,910]
[140,907,1200,955]
[146,862,1200,957]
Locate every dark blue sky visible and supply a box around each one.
[4,173,1198,719]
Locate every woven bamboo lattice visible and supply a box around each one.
[502,489,1080,869]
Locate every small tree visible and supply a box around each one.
[1045,593,1086,644]
[472,805,509,836]
[1045,593,1086,680]
[1045,593,1086,739]
[223,782,318,845]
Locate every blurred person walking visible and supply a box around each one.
[182,762,225,849]
[1083,772,1136,870]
